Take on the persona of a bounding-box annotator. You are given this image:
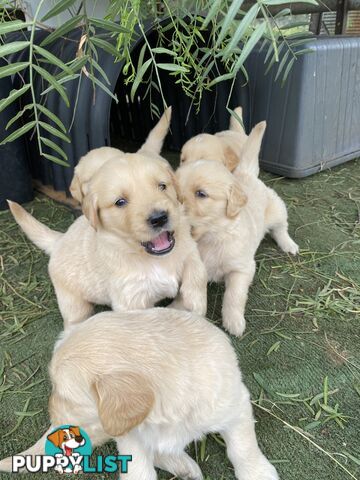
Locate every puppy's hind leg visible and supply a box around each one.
[54,284,94,328]
[155,451,203,480]
[265,190,299,255]
[221,384,279,480]
[222,262,256,337]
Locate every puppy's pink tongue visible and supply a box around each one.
[152,231,170,251]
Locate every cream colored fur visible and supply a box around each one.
[177,123,298,336]
[0,308,279,480]
[180,107,250,172]
[70,107,172,203]
[8,113,206,328]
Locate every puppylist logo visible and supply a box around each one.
[12,425,132,474]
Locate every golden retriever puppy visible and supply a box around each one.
[177,124,298,336]
[8,152,207,328]
[70,107,172,202]
[0,308,279,480]
[180,106,250,172]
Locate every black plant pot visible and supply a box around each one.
[0,71,33,210]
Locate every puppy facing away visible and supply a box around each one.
[8,116,207,327]
[70,107,172,203]
[0,308,279,480]
[177,124,298,336]
[180,106,249,172]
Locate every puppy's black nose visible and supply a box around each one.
[75,435,83,443]
[148,210,168,229]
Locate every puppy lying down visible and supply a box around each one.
[177,122,298,336]
[8,112,207,327]
[0,308,278,480]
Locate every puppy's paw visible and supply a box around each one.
[284,238,299,255]
[278,235,299,255]
[238,458,279,480]
[223,313,246,337]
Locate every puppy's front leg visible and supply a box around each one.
[174,249,207,316]
[116,435,156,480]
[222,262,256,336]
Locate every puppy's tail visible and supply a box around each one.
[139,106,172,155]
[0,428,51,472]
[229,106,245,133]
[234,121,266,178]
[8,200,62,255]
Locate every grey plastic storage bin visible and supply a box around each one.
[246,36,360,178]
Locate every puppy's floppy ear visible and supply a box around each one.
[223,146,240,172]
[69,174,83,203]
[226,180,247,218]
[82,192,100,230]
[47,429,63,448]
[93,372,154,437]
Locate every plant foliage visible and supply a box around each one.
[0,0,316,165]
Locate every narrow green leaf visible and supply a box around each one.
[223,4,259,55]
[91,37,120,58]
[217,0,245,46]
[6,104,33,130]
[92,59,110,85]
[89,18,130,34]
[152,47,177,56]
[323,376,329,406]
[200,436,207,462]
[275,392,300,398]
[39,121,70,143]
[1,121,36,145]
[33,45,73,74]
[40,137,68,160]
[233,22,267,72]
[208,72,234,88]
[41,73,80,95]
[33,65,69,107]
[203,0,222,27]
[0,41,30,58]
[37,103,67,133]
[275,50,290,81]
[87,73,118,103]
[281,57,295,85]
[42,153,69,167]
[42,0,78,22]
[267,340,281,355]
[131,58,152,102]
[0,84,30,112]
[41,15,83,47]
[304,421,321,431]
[0,20,30,35]
[157,63,189,73]
[0,62,29,78]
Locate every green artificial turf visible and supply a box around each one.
[0,158,359,480]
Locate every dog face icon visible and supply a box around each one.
[47,426,86,473]
[47,426,85,456]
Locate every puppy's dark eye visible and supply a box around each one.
[195,190,208,198]
[115,198,128,207]
[158,182,167,191]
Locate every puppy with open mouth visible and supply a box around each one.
[8,114,207,327]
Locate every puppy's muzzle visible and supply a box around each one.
[147,210,169,229]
